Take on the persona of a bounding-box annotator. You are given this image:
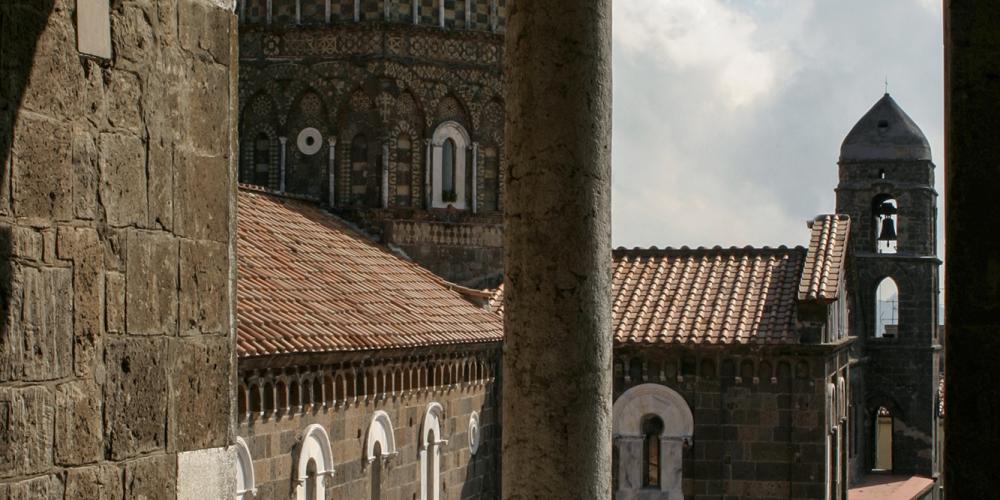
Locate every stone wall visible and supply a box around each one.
[238,348,501,499]
[0,0,236,496]
[613,346,849,500]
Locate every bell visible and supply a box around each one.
[877,218,897,241]
[877,201,897,215]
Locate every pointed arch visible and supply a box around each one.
[875,277,899,338]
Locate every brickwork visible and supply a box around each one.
[238,348,500,499]
[614,346,850,500]
[0,0,236,495]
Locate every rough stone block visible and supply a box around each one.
[106,71,143,133]
[11,115,72,220]
[183,60,230,157]
[0,474,63,499]
[125,230,177,336]
[110,2,158,71]
[72,130,99,220]
[169,337,231,451]
[179,0,232,65]
[106,271,125,334]
[10,226,42,262]
[99,133,148,228]
[179,240,229,335]
[123,454,176,500]
[175,148,230,242]
[0,265,73,382]
[57,227,105,378]
[0,386,54,478]
[105,338,168,460]
[18,6,86,121]
[64,463,123,499]
[54,381,103,465]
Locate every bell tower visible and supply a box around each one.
[836,94,941,480]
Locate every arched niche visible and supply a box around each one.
[295,424,335,500]
[420,403,445,500]
[235,436,257,500]
[430,121,470,209]
[365,410,397,465]
[612,384,693,500]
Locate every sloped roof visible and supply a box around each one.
[840,93,932,162]
[798,214,851,302]
[611,246,806,345]
[236,187,502,357]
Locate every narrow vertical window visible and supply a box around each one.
[396,136,413,207]
[642,415,664,488]
[442,138,457,202]
[305,458,318,500]
[351,134,370,206]
[874,407,893,471]
[371,442,382,500]
[426,429,436,497]
[482,146,499,211]
[875,278,899,338]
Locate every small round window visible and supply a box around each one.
[468,411,481,455]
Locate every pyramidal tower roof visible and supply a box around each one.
[839,93,932,162]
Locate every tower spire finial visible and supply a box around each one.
[885,75,889,95]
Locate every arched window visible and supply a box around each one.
[442,138,457,202]
[873,195,898,254]
[641,415,664,488]
[875,278,899,338]
[253,133,271,187]
[431,122,470,209]
[420,403,444,500]
[235,437,257,500]
[874,406,893,471]
[295,424,334,500]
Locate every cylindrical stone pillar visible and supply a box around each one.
[502,0,612,497]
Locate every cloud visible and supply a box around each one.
[611,0,944,253]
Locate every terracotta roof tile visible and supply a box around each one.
[236,188,502,357]
[799,214,851,302]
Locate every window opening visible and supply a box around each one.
[874,196,898,254]
[874,407,893,471]
[642,415,664,488]
[371,442,382,500]
[442,138,457,202]
[305,458,318,500]
[875,278,899,338]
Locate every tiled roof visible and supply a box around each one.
[611,246,806,345]
[236,187,502,357]
[799,214,851,302]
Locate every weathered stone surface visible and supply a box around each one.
[175,148,230,242]
[18,6,85,121]
[177,446,235,500]
[57,226,104,378]
[105,338,168,460]
[184,61,231,157]
[65,463,123,499]
[0,473,63,499]
[125,230,177,336]
[170,337,231,451]
[99,133,148,228]
[0,386,54,478]
[502,0,613,497]
[105,271,126,334]
[106,71,143,133]
[10,226,42,262]
[72,130,99,220]
[123,454,176,500]
[179,0,232,65]
[54,380,103,465]
[11,115,72,220]
[0,265,73,382]
[179,240,228,335]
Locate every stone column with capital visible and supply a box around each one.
[328,137,337,208]
[502,0,613,497]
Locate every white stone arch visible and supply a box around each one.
[612,384,693,500]
[420,402,446,500]
[235,437,257,500]
[430,121,471,209]
[365,410,398,465]
[295,424,334,500]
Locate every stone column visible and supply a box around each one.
[471,142,478,214]
[328,137,337,208]
[382,141,390,208]
[278,136,287,192]
[502,0,612,497]
[944,2,1000,495]
[425,139,433,208]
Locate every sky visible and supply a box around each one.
[610,0,944,251]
